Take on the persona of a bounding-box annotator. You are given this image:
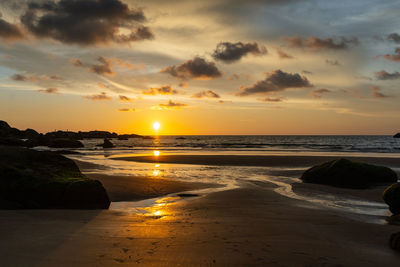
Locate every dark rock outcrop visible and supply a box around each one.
[389,232,400,251]
[97,138,115,148]
[383,183,400,215]
[301,158,397,189]
[394,133,400,138]
[48,138,84,148]
[0,145,110,209]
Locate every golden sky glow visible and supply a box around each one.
[1,0,400,134]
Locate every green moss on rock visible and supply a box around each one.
[301,158,397,189]
[0,145,110,209]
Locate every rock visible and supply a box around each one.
[389,232,400,251]
[387,214,400,225]
[383,183,400,214]
[117,137,128,140]
[0,137,26,147]
[300,158,397,189]
[0,145,110,209]
[394,133,400,138]
[48,138,84,148]
[97,138,114,148]
[54,150,81,155]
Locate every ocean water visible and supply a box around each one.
[78,135,400,155]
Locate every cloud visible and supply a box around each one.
[11,73,62,82]
[71,56,114,76]
[285,36,358,51]
[379,47,400,62]
[212,41,267,63]
[38,88,59,94]
[119,95,133,101]
[259,97,284,102]
[311,88,331,99]
[374,70,400,80]
[236,69,312,96]
[84,92,112,100]
[302,70,312,74]
[142,85,178,95]
[387,33,400,44]
[161,57,222,80]
[192,90,220,98]
[20,0,154,45]
[158,100,187,109]
[325,59,340,66]
[118,108,133,112]
[276,48,293,59]
[370,86,389,98]
[178,82,188,88]
[89,57,114,76]
[0,18,24,40]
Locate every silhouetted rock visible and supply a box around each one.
[118,137,129,140]
[389,232,400,251]
[97,138,114,148]
[0,146,110,209]
[118,134,142,139]
[383,183,400,215]
[0,137,26,147]
[394,133,400,138]
[48,138,84,148]
[301,158,397,189]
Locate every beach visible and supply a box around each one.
[1,152,400,266]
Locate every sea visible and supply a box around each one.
[53,135,400,224]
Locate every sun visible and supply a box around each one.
[153,121,161,131]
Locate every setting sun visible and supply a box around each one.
[153,150,160,156]
[153,121,161,131]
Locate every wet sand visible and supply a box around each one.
[1,155,400,266]
[1,181,399,266]
[85,173,219,202]
[113,154,400,168]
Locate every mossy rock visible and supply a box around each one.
[0,146,110,209]
[383,183,400,215]
[301,158,397,189]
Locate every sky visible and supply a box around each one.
[0,0,400,135]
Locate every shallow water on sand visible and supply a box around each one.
[66,150,397,224]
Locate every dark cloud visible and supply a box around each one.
[161,57,222,80]
[285,36,358,51]
[119,95,133,101]
[212,41,267,63]
[89,57,114,76]
[158,100,187,109]
[236,69,312,96]
[11,73,30,81]
[374,70,400,80]
[370,86,389,98]
[276,48,293,59]
[259,97,284,102]
[192,90,220,98]
[20,0,154,45]
[118,108,131,111]
[0,18,24,40]
[71,56,114,76]
[142,85,178,95]
[311,88,331,99]
[11,73,62,82]
[325,59,340,66]
[84,92,112,100]
[387,33,400,44]
[38,87,59,94]
[380,47,400,62]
